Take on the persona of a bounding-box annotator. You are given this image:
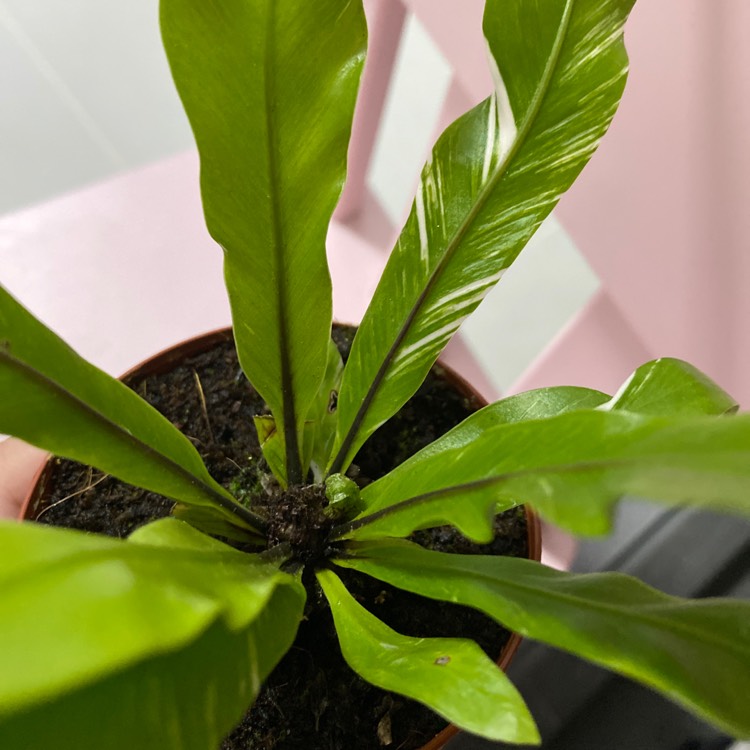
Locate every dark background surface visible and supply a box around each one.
[446,502,750,750]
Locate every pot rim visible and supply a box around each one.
[20,325,542,750]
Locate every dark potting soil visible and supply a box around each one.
[32,327,529,750]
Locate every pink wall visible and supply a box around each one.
[554,0,750,406]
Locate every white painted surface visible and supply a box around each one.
[0,0,192,215]
[461,215,600,393]
[0,11,114,213]
[367,13,453,226]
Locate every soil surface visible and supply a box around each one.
[31,327,529,750]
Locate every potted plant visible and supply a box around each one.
[1,0,749,748]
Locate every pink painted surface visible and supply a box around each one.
[441,333,498,402]
[1,153,225,376]
[510,291,654,397]
[556,0,750,407]
[338,0,492,237]
[404,0,491,104]
[336,0,406,223]
[0,151,384,377]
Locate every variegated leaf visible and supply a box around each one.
[329,0,635,473]
[600,358,738,416]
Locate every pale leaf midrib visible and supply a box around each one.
[332,0,576,472]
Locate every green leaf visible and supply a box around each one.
[0,606,299,750]
[601,357,738,416]
[161,0,367,485]
[306,337,344,481]
[351,360,737,518]
[417,386,611,453]
[334,411,750,543]
[337,540,750,739]
[172,504,266,544]
[351,356,738,516]
[324,473,365,522]
[0,520,305,748]
[329,0,635,474]
[129,516,239,551]
[316,568,539,744]
[254,340,343,486]
[0,285,264,534]
[254,415,289,489]
[357,385,608,514]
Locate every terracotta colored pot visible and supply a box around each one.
[21,326,542,750]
